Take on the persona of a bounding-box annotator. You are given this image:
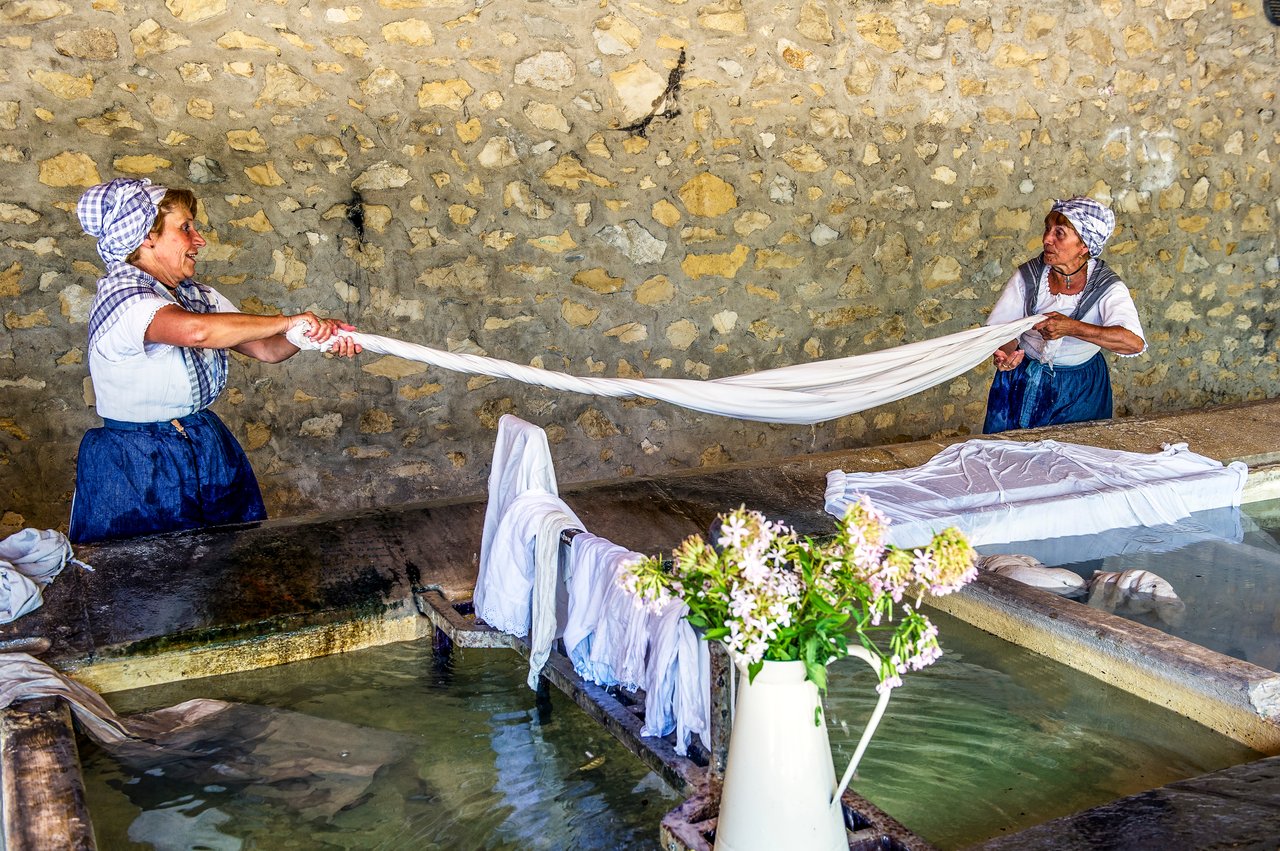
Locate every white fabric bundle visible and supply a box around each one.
[641,598,711,756]
[0,529,92,625]
[0,528,86,585]
[0,569,42,624]
[474,490,583,639]
[976,553,1087,595]
[287,316,1043,425]
[563,533,641,684]
[826,439,1248,549]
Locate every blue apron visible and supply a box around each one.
[983,351,1112,433]
[69,409,266,544]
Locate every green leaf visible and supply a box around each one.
[703,627,730,640]
[803,658,827,694]
[747,660,764,684]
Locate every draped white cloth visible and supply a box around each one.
[477,413,560,616]
[287,316,1043,425]
[641,597,711,756]
[526,505,580,689]
[474,414,585,684]
[563,532,643,685]
[475,489,583,640]
[825,439,1248,549]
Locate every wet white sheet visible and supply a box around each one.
[287,316,1042,425]
[825,439,1248,549]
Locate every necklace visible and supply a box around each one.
[1059,259,1087,286]
[1052,259,1088,294]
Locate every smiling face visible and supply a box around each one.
[1042,211,1089,271]
[134,205,206,287]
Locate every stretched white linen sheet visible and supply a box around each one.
[825,439,1248,549]
[287,316,1043,425]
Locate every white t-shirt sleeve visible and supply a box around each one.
[985,272,1027,327]
[100,296,170,360]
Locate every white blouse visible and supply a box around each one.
[89,283,237,422]
[985,261,1146,367]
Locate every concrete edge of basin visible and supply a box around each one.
[928,572,1280,753]
[62,605,432,695]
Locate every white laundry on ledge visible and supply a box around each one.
[563,532,643,686]
[287,315,1043,425]
[473,414,584,688]
[0,528,92,625]
[475,489,582,641]
[641,597,711,756]
[825,439,1248,549]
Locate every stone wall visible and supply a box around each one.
[0,0,1276,532]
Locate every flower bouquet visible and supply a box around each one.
[622,495,978,697]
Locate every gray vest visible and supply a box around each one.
[1019,254,1121,320]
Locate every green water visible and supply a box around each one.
[826,611,1259,849]
[79,644,677,850]
[80,616,1259,850]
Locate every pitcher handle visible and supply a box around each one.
[830,644,893,809]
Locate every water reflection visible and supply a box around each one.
[825,612,1258,849]
[79,644,674,850]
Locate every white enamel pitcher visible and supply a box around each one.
[713,646,893,851]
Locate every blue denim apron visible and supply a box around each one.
[69,409,266,544]
[982,351,1112,434]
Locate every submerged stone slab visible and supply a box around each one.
[973,753,1280,851]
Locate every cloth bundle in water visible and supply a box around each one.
[825,439,1248,548]
[287,316,1042,425]
[0,653,409,824]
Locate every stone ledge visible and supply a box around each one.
[929,571,1280,752]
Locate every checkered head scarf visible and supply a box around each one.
[77,177,170,265]
[1050,196,1115,258]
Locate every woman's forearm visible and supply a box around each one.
[1067,319,1144,354]
[147,305,292,350]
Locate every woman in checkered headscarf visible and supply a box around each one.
[982,196,1147,433]
[69,178,361,544]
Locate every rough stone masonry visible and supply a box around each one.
[0,0,1276,532]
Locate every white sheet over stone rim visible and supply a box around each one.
[287,315,1043,425]
[824,439,1250,549]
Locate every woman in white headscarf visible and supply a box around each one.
[69,178,360,544]
[983,196,1146,433]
